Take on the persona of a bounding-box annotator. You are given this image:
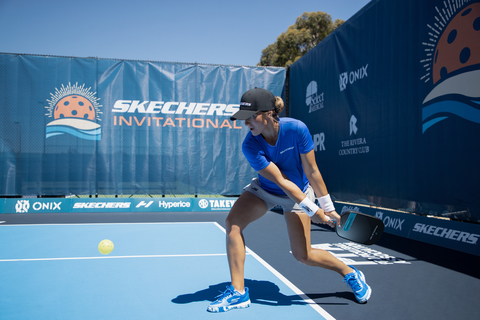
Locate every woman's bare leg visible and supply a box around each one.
[284,211,353,276]
[225,191,268,292]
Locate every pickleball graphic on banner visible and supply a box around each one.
[421,2,480,133]
[45,82,102,140]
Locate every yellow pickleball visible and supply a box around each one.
[98,239,114,255]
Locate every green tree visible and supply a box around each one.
[258,11,344,67]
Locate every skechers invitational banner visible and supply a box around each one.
[289,0,480,221]
[0,54,286,196]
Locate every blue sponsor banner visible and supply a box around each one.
[194,198,237,211]
[0,54,285,197]
[1,197,236,213]
[154,198,194,212]
[408,218,480,256]
[70,198,133,213]
[3,198,71,214]
[337,202,480,256]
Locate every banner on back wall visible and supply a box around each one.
[336,202,480,256]
[289,0,480,222]
[0,53,286,196]
[0,197,237,214]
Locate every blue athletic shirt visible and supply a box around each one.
[242,117,314,195]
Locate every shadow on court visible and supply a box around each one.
[305,292,354,305]
[172,279,311,307]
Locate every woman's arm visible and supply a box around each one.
[257,162,306,204]
[300,150,340,224]
[258,161,334,226]
[300,150,328,198]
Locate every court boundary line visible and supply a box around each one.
[213,222,336,320]
[0,222,230,263]
[0,253,231,262]
[0,221,229,263]
[0,221,214,227]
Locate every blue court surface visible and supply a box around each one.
[0,222,332,320]
[1,211,480,320]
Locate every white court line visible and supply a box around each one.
[0,221,215,227]
[0,222,232,263]
[0,253,230,262]
[213,222,336,320]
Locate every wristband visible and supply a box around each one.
[318,194,335,212]
[299,197,320,217]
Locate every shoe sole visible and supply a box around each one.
[207,300,251,313]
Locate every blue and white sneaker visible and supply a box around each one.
[343,266,372,303]
[207,285,251,312]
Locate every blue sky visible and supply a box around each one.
[0,0,371,66]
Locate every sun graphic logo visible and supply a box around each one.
[420,1,480,133]
[44,82,102,140]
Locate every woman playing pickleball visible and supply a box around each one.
[207,88,371,313]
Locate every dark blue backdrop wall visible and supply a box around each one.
[289,0,480,222]
[0,53,286,196]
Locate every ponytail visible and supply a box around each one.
[272,96,284,121]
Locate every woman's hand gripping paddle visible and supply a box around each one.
[334,211,385,245]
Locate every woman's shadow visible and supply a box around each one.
[172,279,354,306]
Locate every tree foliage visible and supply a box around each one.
[258,11,344,67]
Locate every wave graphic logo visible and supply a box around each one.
[420,1,480,133]
[45,82,102,140]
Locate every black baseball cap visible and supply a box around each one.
[230,87,275,121]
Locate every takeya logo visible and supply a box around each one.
[198,199,236,210]
[112,100,242,129]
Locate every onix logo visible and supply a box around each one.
[339,64,369,92]
[15,200,30,213]
[339,73,348,91]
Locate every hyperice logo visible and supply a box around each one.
[420,1,480,133]
[45,82,102,140]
